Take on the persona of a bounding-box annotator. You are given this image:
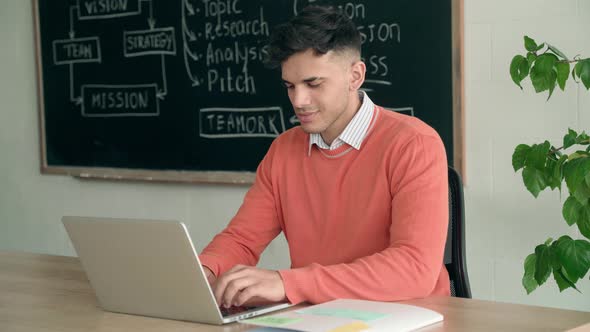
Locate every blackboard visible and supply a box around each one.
[34,0,463,184]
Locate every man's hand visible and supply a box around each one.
[213,265,287,308]
[203,266,216,285]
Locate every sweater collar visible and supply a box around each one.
[308,91,375,156]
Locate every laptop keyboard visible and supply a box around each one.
[220,305,258,317]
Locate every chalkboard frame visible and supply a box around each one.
[33,0,464,185]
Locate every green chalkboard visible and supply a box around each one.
[34,0,463,184]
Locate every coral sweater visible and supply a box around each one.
[199,105,450,304]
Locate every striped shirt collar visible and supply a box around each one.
[308,91,375,156]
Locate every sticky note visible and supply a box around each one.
[328,321,371,332]
[297,308,388,322]
[243,316,302,327]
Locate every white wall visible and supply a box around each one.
[1,0,589,312]
[464,0,590,311]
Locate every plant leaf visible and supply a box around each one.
[578,132,590,145]
[573,181,590,205]
[555,237,590,281]
[530,54,558,94]
[548,44,569,60]
[510,55,529,89]
[578,212,590,239]
[561,268,581,292]
[564,157,590,194]
[525,141,551,170]
[553,155,567,191]
[521,142,552,197]
[554,267,577,292]
[534,244,553,285]
[523,253,539,294]
[524,36,538,52]
[556,61,570,91]
[527,52,537,64]
[568,152,585,161]
[545,156,565,190]
[522,167,548,198]
[513,144,531,171]
[577,59,590,90]
[563,195,583,226]
[564,129,578,150]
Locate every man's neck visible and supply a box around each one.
[320,92,363,145]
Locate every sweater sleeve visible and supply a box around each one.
[199,141,282,277]
[278,134,449,304]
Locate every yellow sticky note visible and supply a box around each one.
[328,321,371,332]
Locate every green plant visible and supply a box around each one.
[510,36,590,294]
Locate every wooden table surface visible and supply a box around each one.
[1,251,589,331]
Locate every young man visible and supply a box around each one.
[199,6,450,308]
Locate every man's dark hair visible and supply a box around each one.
[265,6,361,68]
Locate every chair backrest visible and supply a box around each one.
[444,166,471,298]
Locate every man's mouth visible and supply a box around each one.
[296,112,317,124]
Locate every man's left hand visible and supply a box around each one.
[213,265,287,308]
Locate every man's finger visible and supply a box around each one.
[222,276,257,307]
[234,283,264,306]
[214,266,254,306]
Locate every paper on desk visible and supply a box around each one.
[248,328,298,332]
[241,299,443,332]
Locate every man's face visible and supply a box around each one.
[281,49,361,145]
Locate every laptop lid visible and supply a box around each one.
[62,216,290,325]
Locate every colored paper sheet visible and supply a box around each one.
[244,316,302,327]
[297,308,388,322]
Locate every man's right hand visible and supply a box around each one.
[203,266,216,285]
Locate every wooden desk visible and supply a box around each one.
[1,251,589,331]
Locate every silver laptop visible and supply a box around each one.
[62,216,291,324]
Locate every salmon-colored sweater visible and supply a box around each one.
[200,106,450,304]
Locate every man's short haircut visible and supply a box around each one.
[265,6,361,68]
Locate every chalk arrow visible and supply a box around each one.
[183,45,201,87]
[289,115,300,125]
[184,0,195,16]
[182,17,196,41]
[140,0,155,29]
[69,6,76,39]
[184,43,199,61]
[181,2,200,87]
[157,55,168,99]
[69,64,83,106]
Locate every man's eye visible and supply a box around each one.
[284,84,294,89]
[308,83,321,88]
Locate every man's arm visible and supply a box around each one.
[199,140,283,286]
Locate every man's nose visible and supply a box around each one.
[290,87,311,109]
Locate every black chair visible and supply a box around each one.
[444,166,471,298]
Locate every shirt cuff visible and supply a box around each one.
[198,254,221,277]
[278,266,315,305]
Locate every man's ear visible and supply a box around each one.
[349,60,366,91]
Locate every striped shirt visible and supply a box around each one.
[308,91,375,156]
